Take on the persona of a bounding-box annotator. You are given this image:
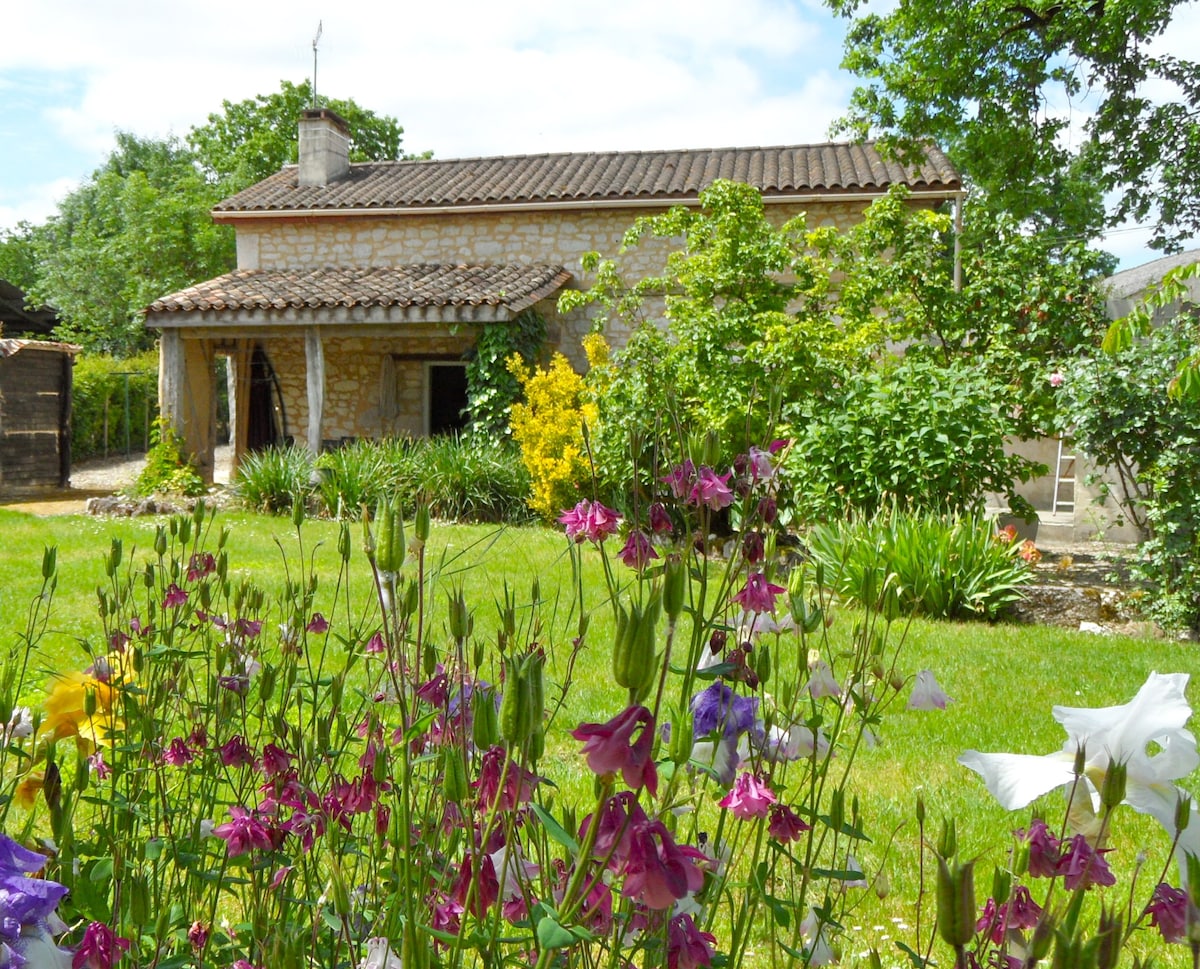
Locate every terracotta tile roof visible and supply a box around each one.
[215,142,960,215]
[147,264,572,315]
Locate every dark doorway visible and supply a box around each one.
[428,363,469,436]
[247,346,285,450]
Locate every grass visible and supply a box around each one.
[1,505,1196,965]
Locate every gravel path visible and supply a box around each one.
[0,445,233,515]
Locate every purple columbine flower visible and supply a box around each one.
[1020,819,1061,879]
[1058,833,1116,890]
[219,735,254,768]
[306,613,329,634]
[620,819,707,910]
[162,583,188,609]
[648,502,674,535]
[162,737,195,766]
[768,803,810,843]
[691,682,758,741]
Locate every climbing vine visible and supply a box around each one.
[465,309,547,438]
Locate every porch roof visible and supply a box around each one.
[146,264,572,328]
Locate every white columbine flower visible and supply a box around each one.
[959,672,1200,882]
[908,670,953,710]
[359,938,403,969]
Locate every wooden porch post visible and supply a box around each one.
[227,341,253,475]
[305,326,325,453]
[159,330,187,440]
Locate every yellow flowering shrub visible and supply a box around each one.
[507,352,594,521]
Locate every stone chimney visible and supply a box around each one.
[298,108,350,186]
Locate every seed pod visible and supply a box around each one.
[441,747,469,803]
[42,546,57,581]
[499,654,534,746]
[935,854,976,949]
[128,871,151,926]
[414,501,431,545]
[663,556,686,622]
[154,526,168,558]
[291,495,305,528]
[472,687,499,750]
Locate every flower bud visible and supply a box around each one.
[441,747,469,803]
[1176,792,1193,836]
[670,711,694,767]
[292,496,306,528]
[42,545,57,581]
[154,526,168,557]
[1073,742,1087,775]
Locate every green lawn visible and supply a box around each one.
[1,504,1195,966]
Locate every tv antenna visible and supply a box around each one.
[312,21,323,109]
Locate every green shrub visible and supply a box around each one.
[131,418,205,497]
[806,508,1035,620]
[71,351,159,460]
[233,445,315,514]
[787,358,1041,522]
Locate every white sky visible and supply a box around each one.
[0,0,1194,270]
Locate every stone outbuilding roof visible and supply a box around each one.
[214,142,960,216]
[147,264,572,319]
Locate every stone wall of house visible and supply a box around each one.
[262,329,477,444]
[236,201,871,366]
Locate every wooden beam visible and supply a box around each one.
[305,326,325,453]
[159,330,186,437]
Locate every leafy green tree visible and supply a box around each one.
[828,0,1199,250]
[569,181,1106,517]
[27,133,232,355]
[188,79,414,194]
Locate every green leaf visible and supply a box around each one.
[536,915,576,950]
[529,802,580,854]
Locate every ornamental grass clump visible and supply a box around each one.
[806,507,1036,620]
[0,441,953,968]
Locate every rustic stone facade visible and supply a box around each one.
[236,201,867,365]
[266,328,483,444]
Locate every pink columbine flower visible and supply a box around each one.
[213,806,276,857]
[689,467,734,511]
[162,583,188,609]
[908,670,953,710]
[617,529,659,571]
[162,737,195,766]
[976,885,1043,944]
[186,921,209,951]
[620,819,707,910]
[661,460,696,500]
[220,735,254,768]
[719,772,777,820]
[365,631,386,654]
[72,921,131,969]
[1058,833,1116,890]
[667,913,717,969]
[187,552,216,581]
[731,573,786,614]
[88,751,111,781]
[571,705,658,796]
[648,502,673,534]
[259,743,294,779]
[559,499,622,544]
[768,803,811,843]
[1146,883,1188,943]
[306,613,329,634]
[1021,819,1061,879]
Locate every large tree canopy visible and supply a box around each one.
[828,0,1200,251]
[1,81,409,355]
[188,79,413,194]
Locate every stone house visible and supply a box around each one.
[145,109,962,481]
